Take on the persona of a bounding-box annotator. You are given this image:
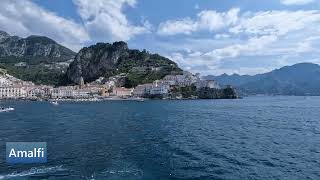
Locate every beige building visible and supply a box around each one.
[112,87,133,97]
[133,84,153,97]
[25,86,53,98]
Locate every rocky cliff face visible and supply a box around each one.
[0,30,75,62]
[66,41,182,87]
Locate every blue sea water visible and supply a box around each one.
[0,96,320,180]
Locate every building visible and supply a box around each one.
[74,85,105,98]
[79,76,85,89]
[24,85,53,98]
[27,87,45,98]
[149,84,170,95]
[133,84,153,97]
[52,86,75,98]
[133,81,170,97]
[0,86,27,99]
[163,71,200,87]
[112,87,133,97]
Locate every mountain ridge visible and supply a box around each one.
[204,63,320,95]
[0,30,76,85]
[0,31,76,62]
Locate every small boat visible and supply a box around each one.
[50,101,59,106]
[0,107,14,112]
[135,98,145,102]
[136,99,145,102]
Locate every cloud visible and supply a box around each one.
[157,8,240,36]
[204,35,278,60]
[0,0,151,51]
[158,8,320,75]
[73,0,151,42]
[158,9,320,39]
[0,0,89,51]
[230,10,320,36]
[281,0,314,5]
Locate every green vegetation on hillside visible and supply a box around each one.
[117,50,182,87]
[0,63,64,86]
[170,85,198,98]
[67,42,182,87]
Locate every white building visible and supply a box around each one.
[52,86,75,98]
[149,85,170,95]
[133,81,170,97]
[163,71,200,87]
[0,86,27,99]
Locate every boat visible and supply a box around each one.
[135,98,145,102]
[127,97,145,102]
[0,107,14,112]
[50,101,59,105]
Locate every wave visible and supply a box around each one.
[99,169,143,176]
[0,165,68,179]
[0,166,143,180]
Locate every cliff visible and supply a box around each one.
[66,41,182,87]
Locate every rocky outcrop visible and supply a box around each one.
[0,31,10,43]
[66,41,182,87]
[0,30,75,62]
[198,86,238,99]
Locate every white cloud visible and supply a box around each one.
[215,34,231,39]
[157,8,320,75]
[158,9,320,39]
[204,35,278,60]
[157,18,197,36]
[0,0,151,51]
[230,10,320,36]
[73,0,151,42]
[0,0,89,51]
[157,8,240,36]
[281,0,314,5]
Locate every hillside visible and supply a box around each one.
[0,68,34,87]
[204,63,320,95]
[0,30,76,85]
[66,42,182,87]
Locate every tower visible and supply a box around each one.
[79,76,84,89]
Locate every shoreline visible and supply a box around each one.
[0,96,240,102]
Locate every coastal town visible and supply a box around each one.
[0,68,236,101]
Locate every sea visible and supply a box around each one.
[0,96,319,180]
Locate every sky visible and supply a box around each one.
[0,0,320,75]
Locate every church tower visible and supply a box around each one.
[79,76,84,89]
